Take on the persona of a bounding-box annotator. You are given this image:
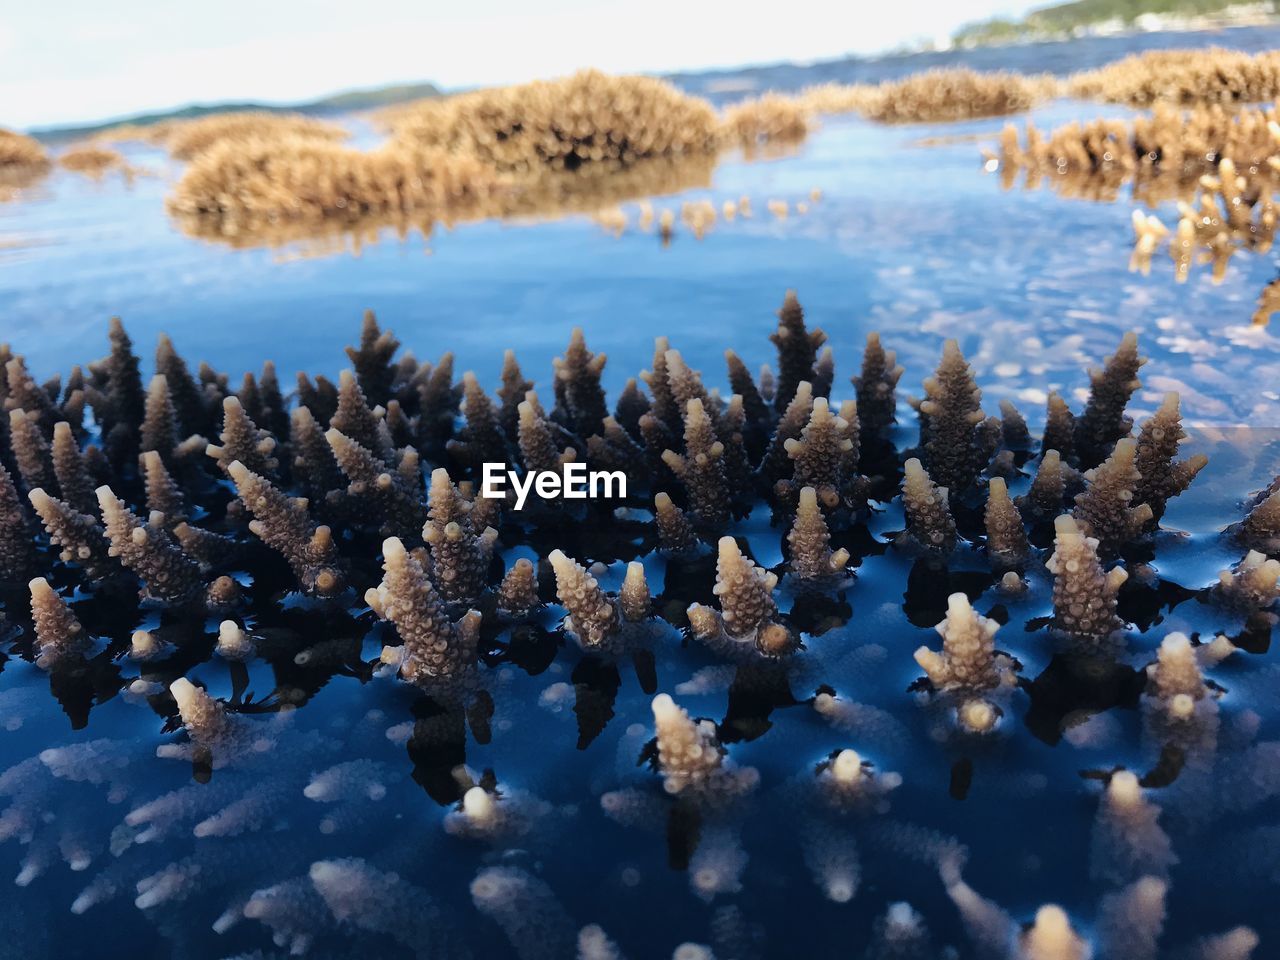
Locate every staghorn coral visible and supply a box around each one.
[1071,438,1155,553]
[861,69,1057,124]
[915,339,987,495]
[50,421,97,515]
[367,536,481,691]
[663,399,731,530]
[1132,393,1208,522]
[1072,333,1145,469]
[1046,515,1127,647]
[778,396,860,509]
[96,485,203,605]
[1216,550,1280,610]
[28,577,88,668]
[0,304,1273,957]
[770,290,826,413]
[552,328,608,440]
[27,488,113,578]
[1019,449,1066,522]
[1090,770,1177,886]
[0,128,50,170]
[914,593,1015,698]
[227,460,344,597]
[424,467,497,604]
[851,332,903,440]
[719,94,810,155]
[1237,484,1280,554]
[548,550,622,650]
[326,428,426,538]
[140,450,186,526]
[1069,48,1280,106]
[8,408,53,493]
[687,536,794,660]
[649,693,758,800]
[787,486,851,582]
[653,491,699,555]
[984,477,1030,572]
[498,557,541,619]
[58,144,125,178]
[207,396,279,478]
[330,369,393,463]
[385,70,718,172]
[0,462,36,579]
[900,458,956,553]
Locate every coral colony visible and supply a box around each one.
[0,293,1275,958]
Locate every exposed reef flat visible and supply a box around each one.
[0,299,1276,956]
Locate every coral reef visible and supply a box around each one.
[0,307,1268,959]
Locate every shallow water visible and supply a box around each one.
[2,27,1280,960]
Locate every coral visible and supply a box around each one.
[1018,449,1066,521]
[498,558,541,618]
[1046,515,1127,647]
[470,865,575,960]
[984,477,1030,571]
[1074,332,1145,469]
[548,550,621,650]
[50,421,97,515]
[861,69,1057,123]
[367,536,481,690]
[916,339,987,495]
[851,332,903,440]
[330,370,393,463]
[226,460,344,597]
[900,458,957,553]
[662,399,731,530]
[1071,438,1155,552]
[1019,905,1089,960]
[1043,393,1076,462]
[769,290,826,413]
[914,593,1015,696]
[759,380,815,485]
[326,428,426,538]
[719,94,810,153]
[207,396,279,478]
[27,488,112,577]
[8,408,53,493]
[1069,48,1280,106]
[650,693,757,800]
[1237,485,1280,554]
[687,537,794,660]
[1090,771,1177,885]
[618,561,652,623]
[552,328,608,440]
[653,492,699,555]
[0,128,50,170]
[518,397,574,475]
[424,467,498,604]
[28,577,88,668]
[0,463,36,579]
[1216,551,1280,609]
[787,486,850,581]
[1146,632,1208,703]
[1132,393,1208,521]
[139,375,180,462]
[386,70,719,172]
[96,486,203,604]
[779,396,860,509]
[140,451,187,526]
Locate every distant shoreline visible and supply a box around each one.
[951,2,1278,51]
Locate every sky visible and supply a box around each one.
[1,0,1044,129]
